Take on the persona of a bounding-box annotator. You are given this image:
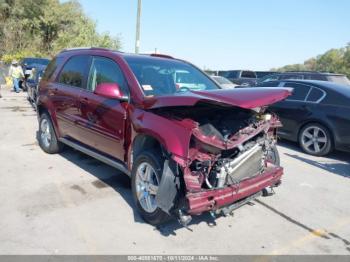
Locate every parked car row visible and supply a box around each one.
[218,70,258,86]
[208,69,350,88]
[257,71,350,86]
[20,57,50,91]
[25,65,46,109]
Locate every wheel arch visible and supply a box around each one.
[36,104,61,139]
[132,134,165,163]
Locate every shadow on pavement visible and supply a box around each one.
[58,147,219,236]
[284,153,349,178]
[278,140,350,178]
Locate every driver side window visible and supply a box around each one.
[88,57,128,94]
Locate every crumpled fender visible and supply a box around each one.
[130,108,193,160]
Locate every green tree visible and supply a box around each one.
[273,43,350,78]
[0,0,121,61]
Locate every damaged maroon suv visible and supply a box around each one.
[37,48,291,226]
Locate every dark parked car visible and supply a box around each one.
[20,57,50,91]
[26,64,46,109]
[258,71,350,86]
[218,70,257,86]
[255,71,277,79]
[37,48,291,226]
[258,80,350,156]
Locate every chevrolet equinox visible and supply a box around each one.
[37,48,291,226]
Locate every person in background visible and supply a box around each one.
[8,60,24,93]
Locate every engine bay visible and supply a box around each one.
[152,103,279,192]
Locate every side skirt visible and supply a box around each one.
[59,137,130,176]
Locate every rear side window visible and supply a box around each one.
[58,56,90,88]
[283,83,311,101]
[241,71,256,78]
[42,57,62,81]
[306,87,325,102]
[88,57,128,94]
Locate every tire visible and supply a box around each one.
[38,112,64,154]
[131,151,170,225]
[267,145,280,166]
[299,123,333,156]
[21,81,27,91]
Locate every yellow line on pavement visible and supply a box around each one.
[270,218,350,255]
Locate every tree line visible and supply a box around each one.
[0,0,121,63]
[272,43,350,77]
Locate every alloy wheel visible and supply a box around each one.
[40,118,52,148]
[135,162,159,213]
[301,126,327,154]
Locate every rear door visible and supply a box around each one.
[52,55,91,140]
[269,82,313,140]
[76,56,129,161]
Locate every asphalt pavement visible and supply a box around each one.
[0,87,349,255]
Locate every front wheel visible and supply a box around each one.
[266,145,280,166]
[131,151,170,225]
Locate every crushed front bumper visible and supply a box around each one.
[186,165,283,215]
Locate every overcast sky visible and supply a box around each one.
[78,0,350,70]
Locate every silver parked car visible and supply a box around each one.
[211,76,237,89]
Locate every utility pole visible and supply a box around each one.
[135,0,142,54]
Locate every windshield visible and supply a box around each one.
[327,75,350,86]
[125,56,219,96]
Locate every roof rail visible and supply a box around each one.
[60,47,113,53]
[284,70,321,73]
[149,53,174,59]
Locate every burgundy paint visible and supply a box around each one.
[187,165,283,214]
[38,48,290,216]
[94,83,124,99]
[142,87,292,109]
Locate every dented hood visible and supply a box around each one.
[143,87,292,109]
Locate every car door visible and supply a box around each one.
[76,56,129,161]
[269,82,313,140]
[52,55,91,140]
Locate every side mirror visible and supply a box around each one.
[94,83,128,101]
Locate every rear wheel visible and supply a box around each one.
[299,123,333,156]
[38,113,64,154]
[131,151,169,225]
